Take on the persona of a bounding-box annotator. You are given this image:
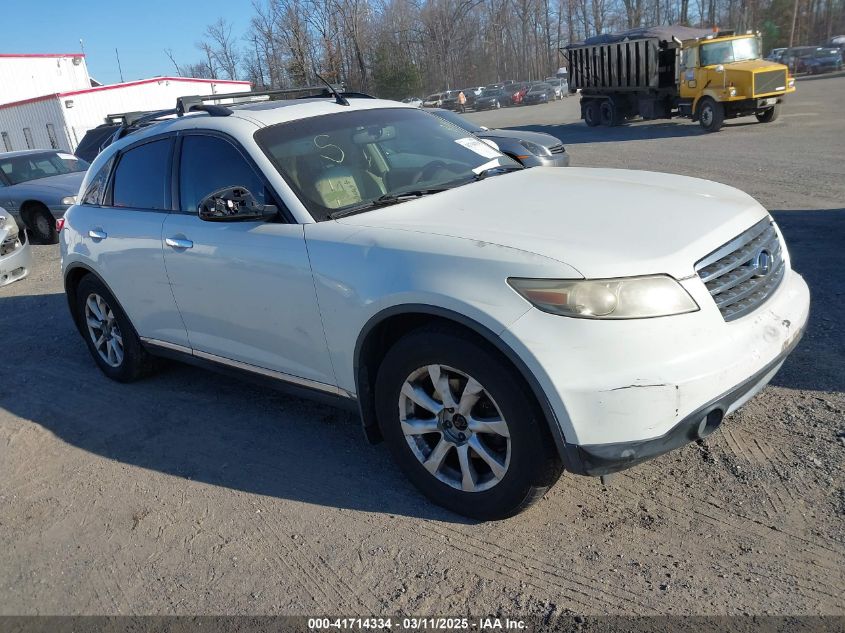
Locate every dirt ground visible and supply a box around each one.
[0,75,843,618]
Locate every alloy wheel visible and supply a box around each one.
[399,364,511,492]
[85,293,124,368]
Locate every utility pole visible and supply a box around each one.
[115,48,125,83]
[788,0,799,47]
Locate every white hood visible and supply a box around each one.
[337,167,770,279]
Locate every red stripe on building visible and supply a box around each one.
[0,77,252,111]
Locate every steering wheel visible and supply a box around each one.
[412,160,450,185]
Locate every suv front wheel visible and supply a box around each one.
[375,326,562,520]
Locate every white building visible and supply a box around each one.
[0,53,93,104]
[0,53,251,154]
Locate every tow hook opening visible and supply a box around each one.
[696,409,723,439]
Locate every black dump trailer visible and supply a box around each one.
[563,26,711,126]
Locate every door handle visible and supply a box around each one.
[88,229,107,240]
[165,237,193,249]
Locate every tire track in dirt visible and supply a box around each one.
[416,519,654,613]
[252,520,342,610]
[613,475,844,597]
[291,529,380,614]
[255,510,378,614]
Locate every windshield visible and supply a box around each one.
[0,151,89,185]
[700,37,761,66]
[430,109,483,133]
[255,108,518,221]
[425,94,440,101]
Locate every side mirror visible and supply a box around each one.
[198,186,278,222]
[480,126,490,131]
[715,64,725,72]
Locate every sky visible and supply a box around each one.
[3,0,253,85]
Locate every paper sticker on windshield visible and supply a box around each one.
[454,137,500,159]
[57,153,77,161]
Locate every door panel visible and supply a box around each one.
[161,214,336,386]
[73,205,188,347]
[74,136,188,347]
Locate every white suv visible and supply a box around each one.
[60,94,810,519]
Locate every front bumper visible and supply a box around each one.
[501,267,810,473]
[0,230,33,286]
[524,152,570,168]
[576,324,804,475]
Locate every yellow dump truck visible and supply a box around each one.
[564,26,796,132]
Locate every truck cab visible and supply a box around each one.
[678,33,795,131]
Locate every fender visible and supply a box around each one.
[353,303,586,474]
[62,262,133,339]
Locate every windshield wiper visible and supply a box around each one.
[472,165,524,181]
[329,188,447,219]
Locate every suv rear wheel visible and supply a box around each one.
[76,275,155,382]
[375,326,562,520]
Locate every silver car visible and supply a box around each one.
[0,150,89,243]
[428,108,569,167]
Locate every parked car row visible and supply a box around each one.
[416,78,568,112]
[767,45,843,74]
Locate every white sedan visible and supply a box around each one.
[0,208,32,286]
[60,95,810,519]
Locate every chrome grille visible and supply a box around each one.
[754,69,787,95]
[695,219,785,322]
[548,144,566,154]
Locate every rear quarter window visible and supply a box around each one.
[111,138,172,210]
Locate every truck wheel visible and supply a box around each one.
[584,101,600,127]
[698,98,724,133]
[599,100,620,126]
[756,104,780,123]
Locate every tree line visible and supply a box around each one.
[165,0,845,99]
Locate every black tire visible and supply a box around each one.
[583,100,600,127]
[27,204,58,244]
[698,97,724,133]
[75,275,155,382]
[599,99,620,126]
[375,326,562,520]
[756,103,780,123]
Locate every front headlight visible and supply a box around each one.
[508,275,699,319]
[518,140,551,157]
[788,77,795,88]
[61,196,77,206]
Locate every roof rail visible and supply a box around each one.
[175,83,371,116]
[109,107,178,145]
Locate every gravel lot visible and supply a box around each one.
[1,75,843,618]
